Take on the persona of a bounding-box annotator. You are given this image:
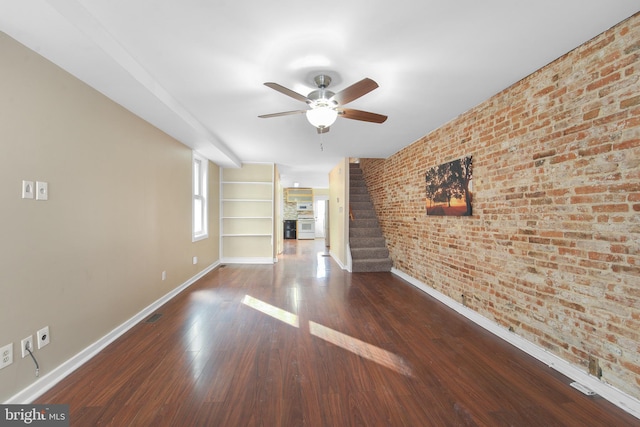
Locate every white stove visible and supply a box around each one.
[297,214,315,240]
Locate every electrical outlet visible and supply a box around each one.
[0,343,13,369]
[21,336,33,358]
[192,256,198,265]
[36,181,49,201]
[162,271,167,281]
[37,326,50,349]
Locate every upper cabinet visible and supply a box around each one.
[286,187,313,203]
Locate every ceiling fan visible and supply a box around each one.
[259,74,387,133]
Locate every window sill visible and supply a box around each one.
[192,233,209,242]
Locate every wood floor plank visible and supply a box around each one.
[35,239,639,426]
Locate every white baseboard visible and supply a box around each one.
[329,250,347,270]
[221,257,274,264]
[333,243,353,272]
[391,267,640,420]
[5,261,220,404]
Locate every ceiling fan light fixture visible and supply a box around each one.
[306,106,338,129]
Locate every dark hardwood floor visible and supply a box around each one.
[37,240,639,426]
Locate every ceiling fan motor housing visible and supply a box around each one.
[307,75,336,107]
[307,89,336,107]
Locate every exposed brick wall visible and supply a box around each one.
[360,13,640,399]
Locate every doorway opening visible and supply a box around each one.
[314,197,329,240]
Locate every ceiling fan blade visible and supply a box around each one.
[317,126,330,134]
[331,78,379,105]
[258,110,307,118]
[264,82,309,103]
[338,108,387,124]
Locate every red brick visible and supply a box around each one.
[583,109,600,120]
[592,204,629,213]
[575,185,608,194]
[621,95,640,109]
[588,252,624,262]
[586,72,621,92]
[578,144,612,157]
[359,14,640,401]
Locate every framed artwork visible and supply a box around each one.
[425,156,473,216]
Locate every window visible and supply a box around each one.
[192,152,208,241]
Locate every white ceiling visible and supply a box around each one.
[2,1,638,187]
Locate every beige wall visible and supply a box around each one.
[360,13,640,400]
[329,159,349,267]
[313,188,329,197]
[0,33,219,401]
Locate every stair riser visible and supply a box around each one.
[351,248,390,259]
[349,186,368,194]
[350,210,377,219]
[350,194,371,202]
[349,237,386,248]
[350,228,382,238]
[352,259,393,273]
[350,219,379,228]
[350,202,373,211]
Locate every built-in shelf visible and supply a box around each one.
[222,181,272,185]
[221,164,275,261]
[221,234,272,237]
[221,216,271,219]
[221,199,272,202]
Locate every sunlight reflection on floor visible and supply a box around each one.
[309,321,413,377]
[241,294,300,328]
[316,252,330,279]
[241,294,413,377]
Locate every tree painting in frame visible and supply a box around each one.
[425,156,473,216]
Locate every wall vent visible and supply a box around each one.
[145,313,163,323]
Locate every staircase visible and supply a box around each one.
[349,163,393,273]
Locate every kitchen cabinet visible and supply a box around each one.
[286,187,313,203]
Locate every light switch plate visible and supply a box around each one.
[36,181,48,200]
[22,180,35,199]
